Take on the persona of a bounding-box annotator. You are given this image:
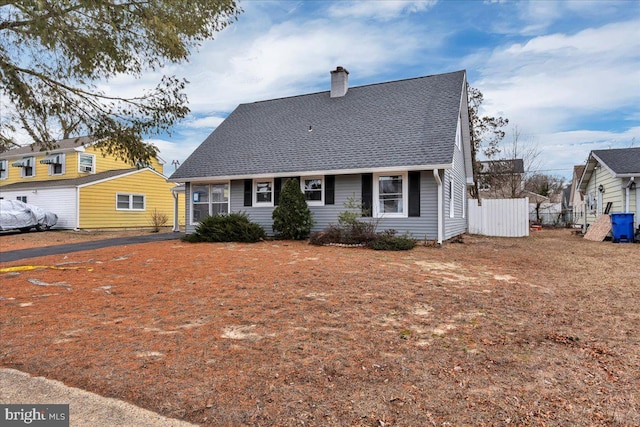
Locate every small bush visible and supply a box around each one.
[182,212,265,243]
[149,208,169,232]
[309,196,413,250]
[309,225,343,246]
[367,230,416,251]
[272,178,314,240]
[343,221,377,244]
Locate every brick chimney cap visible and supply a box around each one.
[331,66,349,74]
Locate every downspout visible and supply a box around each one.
[625,177,634,212]
[75,186,80,230]
[172,189,179,232]
[583,196,587,231]
[433,169,443,245]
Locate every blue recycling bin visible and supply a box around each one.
[610,213,634,243]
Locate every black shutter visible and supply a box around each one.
[244,179,252,207]
[325,175,335,205]
[361,173,373,217]
[274,178,282,205]
[408,171,421,217]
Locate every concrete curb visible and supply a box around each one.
[0,368,197,427]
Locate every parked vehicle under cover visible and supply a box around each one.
[0,199,58,232]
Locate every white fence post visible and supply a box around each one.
[467,198,530,237]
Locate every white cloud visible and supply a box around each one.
[182,115,226,130]
[532,127,640,177]
[181,17,436,114]
[467,18,640,179]
[469,19,640,133]
[327,0,438,20]
[517,1,562,35]
[148,136,204,176]
[5,0,635,184]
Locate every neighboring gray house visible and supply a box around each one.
[169,67,474,244]
[578,147,640,230]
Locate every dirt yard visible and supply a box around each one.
[1,229,638,426]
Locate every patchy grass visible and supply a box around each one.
[1,229,639,426]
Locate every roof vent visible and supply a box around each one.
[330,66,349,98]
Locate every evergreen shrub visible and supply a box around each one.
[272,178,314,240]
[182,212,265,243]
[367,230,416,251]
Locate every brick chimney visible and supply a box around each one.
[330,66,349,98]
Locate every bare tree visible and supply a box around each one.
[467,85,509,199]
[526,173,565,223]
[477,126,540,199]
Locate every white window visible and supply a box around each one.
[210,183,229,216]
[301,176,324,206]
[13,157,35,178]
[79,154,95,173]
[17,196,27,203]
[41,153,65,175]
[455,115,462,150]
[254,179,274,206]
[449,176,455,218]
[116,193,145,211]
[373,172,408,218]
[191,183,230,223]
[0,160,7,179]
[587,192,596,214]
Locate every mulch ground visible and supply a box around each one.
[1,229,639,426]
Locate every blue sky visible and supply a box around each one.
[107,0,639,180]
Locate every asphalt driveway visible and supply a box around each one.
[0,232,184,263]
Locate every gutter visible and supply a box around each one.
[433,169,443,245]
[168,163,454,184]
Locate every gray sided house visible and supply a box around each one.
[170,68,473,243]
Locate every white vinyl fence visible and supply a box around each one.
[468,198,530,237]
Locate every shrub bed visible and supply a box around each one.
[310,226,416,251]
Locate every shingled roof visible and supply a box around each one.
[0,169,138,191]
[170,70,467,181]
[478,159,525,175]
[592,147,640,176]
[578,147,640,192]
[0,136,98,159]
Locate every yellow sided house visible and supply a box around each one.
[0,136,184,230]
